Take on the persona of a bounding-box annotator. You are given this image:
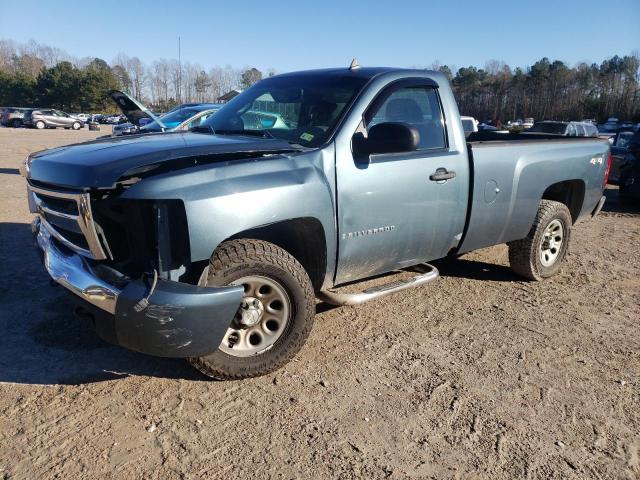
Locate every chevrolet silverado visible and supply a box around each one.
[22,66,610,379]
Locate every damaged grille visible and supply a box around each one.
[27,183,109,260]
[90,198,190,279]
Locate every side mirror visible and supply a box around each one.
[353,122,420,155]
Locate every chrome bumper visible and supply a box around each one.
[33,217,245,358]
[35,218,120,314]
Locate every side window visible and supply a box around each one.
[187,112,213,129]
[567,124,577,136]
[366,86,446,150]
[576,124,586,136]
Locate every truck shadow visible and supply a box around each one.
[433,257,520,282]
[0,222,209,385]
[602,187,640,215]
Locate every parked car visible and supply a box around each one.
[477,123,508,133]
[526,121,598,137]
[113,106,221,136]
[460,116,479,136]
[72,113,92,122]
[23,66,610,380]
[111,98,222,137]
[239,110,289,131]
[137,104,222,132]
[106,114,126,124]
[609,130,637,185]
[0,107,32,127]
[109,90,222,136]
[23,109,84,130]
[598,119,619,137]
[618,130,640,202]
[92,114,110,124]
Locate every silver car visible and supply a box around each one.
[24,109,84,130]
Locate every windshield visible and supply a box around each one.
[528,122,567,134]
[461,119,475,132]
[201,73,370,147]
[599,124,617,133]
[615,131,634,148]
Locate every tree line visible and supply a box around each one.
[1,39,639,122]
[0,39,269,113]
[438,55,640,123]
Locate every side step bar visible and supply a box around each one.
[317,263,439,306]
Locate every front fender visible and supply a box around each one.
[121,147,337,286]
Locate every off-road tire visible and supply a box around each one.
[188,239,315,380]
[508,200,572,281]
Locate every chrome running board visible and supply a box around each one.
[317,263,439,306]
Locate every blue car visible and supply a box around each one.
[141,103,221,132]
[109,90,221,136]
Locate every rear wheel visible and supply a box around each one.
[188,239,315,380]
[72,121,81,130]
[35,121,45,130]
[508,200,572,281]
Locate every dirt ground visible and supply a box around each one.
[0,126,638,480]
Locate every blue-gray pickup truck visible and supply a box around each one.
[22,66,611,379]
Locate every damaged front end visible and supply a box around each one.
[28,182,243,357]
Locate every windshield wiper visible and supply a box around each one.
[214,129,275,139]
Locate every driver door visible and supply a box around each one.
[334,81,468,284]
[56,111,72,127]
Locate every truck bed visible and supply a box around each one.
[458,134,609,254]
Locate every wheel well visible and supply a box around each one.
[227,218,327,291]
[542,180,585,223]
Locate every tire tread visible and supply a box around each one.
[189,239,315,380]
[508,200,572,281]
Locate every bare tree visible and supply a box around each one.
[0,39,16,72]
[150,59,171,104]
[169,59,182,102]
[112,54,146,99]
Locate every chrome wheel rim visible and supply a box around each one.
[219,275,291,357]
[539,219,564,267]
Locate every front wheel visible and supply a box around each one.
[35,121,45,129]
[72,122,81,130]
[508,200,572,281]
[189,239,315,380]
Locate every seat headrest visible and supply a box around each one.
[385,98,423,123]
[309,100,337,125]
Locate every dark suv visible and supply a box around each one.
[0,107,32,127]
[24,109,83,130]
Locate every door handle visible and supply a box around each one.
[429,168,456,182]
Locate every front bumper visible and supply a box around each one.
[34,218,244,357]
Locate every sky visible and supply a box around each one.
[1,0,639,73]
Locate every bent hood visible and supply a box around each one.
[108,90,164,128]
[27,132,297,189]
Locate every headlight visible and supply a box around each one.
[20,154,33,178]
